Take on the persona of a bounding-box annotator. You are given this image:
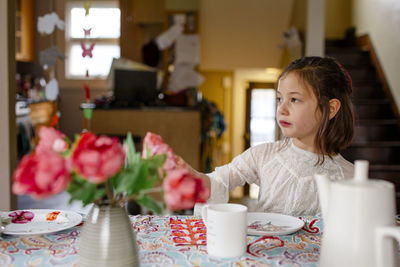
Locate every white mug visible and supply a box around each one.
[201,203,248,258]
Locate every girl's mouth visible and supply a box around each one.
[279,120,291,127]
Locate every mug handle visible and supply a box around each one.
[201,204,209,227]
[375,226,400,267]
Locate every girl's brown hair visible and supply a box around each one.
[279,56,355,163]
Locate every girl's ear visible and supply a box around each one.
[329,98,341,119]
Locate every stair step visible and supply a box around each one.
[351,81,386,99]
[347,67,378,81]
[357,119,397,126]
[350,141,400,147]
[354,124,400,142]
[353,99,389,105]
[325,49,371,67]
[340,146,400,165]
[354,103,394,119]
[370,165,400,171]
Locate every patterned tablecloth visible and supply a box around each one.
[0,214,322,267]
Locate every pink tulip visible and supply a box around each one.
[71,132,125,184]
[35,126,68,155]
[142,132,178,172]
[12,151,70,199]
[163,168,209,211]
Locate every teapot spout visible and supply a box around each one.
[314,173,330,219]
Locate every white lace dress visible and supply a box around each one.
[206,140,354,216]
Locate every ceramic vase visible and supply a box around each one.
[77,204,140,267]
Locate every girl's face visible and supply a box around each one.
[276,72,321,152]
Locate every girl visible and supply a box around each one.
[193,56,355,216]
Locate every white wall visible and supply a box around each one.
[199,0,293,70]
[353,0,400,110]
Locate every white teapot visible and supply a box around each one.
[315,160,400,267]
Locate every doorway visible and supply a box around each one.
[244,82,278,198]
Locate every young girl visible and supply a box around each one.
[193,56,355,216]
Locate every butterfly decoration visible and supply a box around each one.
[80,42,95,58]
[83,1,92,16]
[83,28,92,37]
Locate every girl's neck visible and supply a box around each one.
[292,138,317,153]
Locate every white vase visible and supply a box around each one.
[77,204,140,267]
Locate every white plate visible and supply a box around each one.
[2,209,82,235]
[247,212,305,236]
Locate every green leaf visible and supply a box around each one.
[137,194,163,214]
[66,175,106,206]
[151,154,166,169]
[114,164,141,194]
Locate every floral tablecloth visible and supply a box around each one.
[0,214,322,267]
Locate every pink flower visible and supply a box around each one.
[12,151,70,199]
[71,132,125,184]
[35,126,68,155]
[142,132,178,172]
[163,168,210,211]
[8,210,34,224]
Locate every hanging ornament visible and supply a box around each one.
[83,28,92,37]
[80,42,95,58]
[83,1,92,16]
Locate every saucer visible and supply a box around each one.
[247,212,305,236]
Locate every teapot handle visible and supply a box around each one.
[375,226,400,267]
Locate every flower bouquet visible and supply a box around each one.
[11,127,210,266]
[12,126,209,213]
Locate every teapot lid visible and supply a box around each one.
[339,160,393,189]
[354,160,369,183]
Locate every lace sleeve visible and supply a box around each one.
[206,142,277,203]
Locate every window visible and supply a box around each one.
[250,89,277,147]
[65,1,120,79]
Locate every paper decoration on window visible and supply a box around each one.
[83,28,92,37]
[155,23,184,50]
[83,1,92,16]
[37,12,65,35]
[39,46,65,67]
[45,78,59,101]
[80,42,95,58]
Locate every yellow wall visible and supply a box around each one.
[198,71,233,165]
[231,69,280,158]
[290,0,352,39]
[199,0,294,69]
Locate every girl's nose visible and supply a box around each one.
[277,101,289,115]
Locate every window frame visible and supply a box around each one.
[55,0,120,89]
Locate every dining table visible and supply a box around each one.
[0,213,322,266]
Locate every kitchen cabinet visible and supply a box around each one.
[16,0,34,62]
[90,108,201,170]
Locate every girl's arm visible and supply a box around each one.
[177,156,211,193]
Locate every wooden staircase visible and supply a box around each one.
[326,35,400,212]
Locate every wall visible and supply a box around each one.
[352,0,400,112]
[231,69,280,158]
[0,0,17,211]
[198,71,233,165]
[199,0,294,70]
[290,0,351,40]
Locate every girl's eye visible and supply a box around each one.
[276,97,282,103]
[291,98,299,103]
